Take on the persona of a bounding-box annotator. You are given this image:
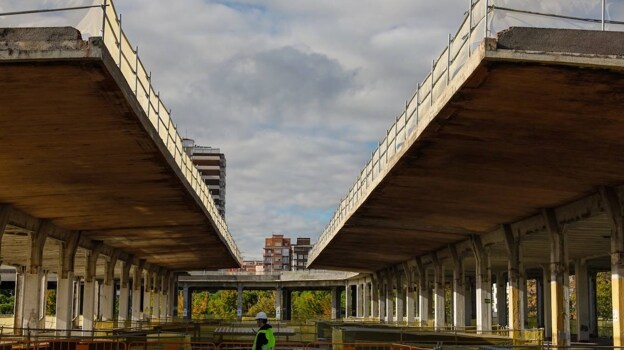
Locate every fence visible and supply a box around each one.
[309,0,624,262]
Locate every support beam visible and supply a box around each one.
[496,272,507,327]
[132,260,146,322]
[22,220,50,330]
[395,271,404,323]
[345,283,352,318]
[542,264,552,339]
[403,263,415,324]
[601,187,624,346]
[0,205,11,261]
[152,272,160,320]
[433,253,445,330]
[101,252,119,322]
[331,287,339,319]
[450,245,465,329]
[386,272,395,322]
[503,224,522,337]
[237,284,243,321]
[13,266,25,334]
[472,235,492,333]
[364,282,371,318]
[416,258,429,327]
[275,286,283,321]
[83,244,102,331]
[543,208,570,347]
[575,260,590,342]
[56,233,79,332]
[356,283,363,317]
[371,275,379,319]
[143,269,153,320]
[118,259,132,326]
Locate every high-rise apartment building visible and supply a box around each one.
[291,237,312,270]
[183,138,226,217]
[263,234,291,271]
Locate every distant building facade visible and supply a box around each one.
[183,138,226,217]
[291,237,312,270]
[263,234,291,271]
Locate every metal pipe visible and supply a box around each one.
[101,0,107,41]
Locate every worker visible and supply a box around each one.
[253,311,275,350]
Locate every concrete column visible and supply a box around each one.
[73,278,82,328]
[132,261,145,322]
[520,267,527,329]
[118,260,131,326]
[406,277,415,324]
[542,265,552,339]
[472,236,492,333]
[56,233,79,332]
[603,187,624,347]
[143,270,153,320]
[503,225,521,336]
[433,255,445,330]
[386,276,394,322]
[345,284,352,318]
[13,267,25,334]
[575,260,590,341]
[101,254,118,322]
[159,273,168,320]
[496,273,507,327]
[275,287,283,320]
[416,259,429,327]
[356,283,362,318]
[40,272,48,328]
[331,287,339,319]
[466,276,475,326]
[364,282,371,318]
[182,284,190,319]
[450,246,465,329]
[544,208,570,347]
[82,246,101,332]
[152,273,161,320]
[378,280,386,321]
[21,222,49,330]
[371,278,379,319]
[396,272,404,323]
[237,284,243,321]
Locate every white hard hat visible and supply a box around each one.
[255,311,268,320]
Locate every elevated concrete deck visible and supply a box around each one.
[308,27,624,273]
[0,27,241,271]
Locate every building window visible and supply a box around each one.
[283,257,289,263]
[282,249,290,256]
[275,242,282,247]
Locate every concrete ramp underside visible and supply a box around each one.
[0,58,235,269]
[311,28,624,272]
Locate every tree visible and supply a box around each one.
[596,272,611,319]
[292,291,331,320]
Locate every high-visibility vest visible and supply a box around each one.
[253,327,275,350]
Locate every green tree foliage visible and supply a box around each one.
[596,272,612,319]
[0,290,14,315]
[247,291,275,318]
[46,289,56,316]
[292,291,331,320]
[207,290,238,319]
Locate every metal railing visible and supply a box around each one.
[98,0,241,264]
[309,0,624,264]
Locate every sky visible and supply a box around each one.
[1,0,469,260]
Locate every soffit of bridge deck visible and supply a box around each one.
[0,58,235,270]
[311,40,624,272]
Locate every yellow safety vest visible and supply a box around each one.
[253,327,275,350]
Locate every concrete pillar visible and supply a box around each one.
[132,261,145,322]
[472,236,492,333]
[544,208,570,347]
[40,272,48,327]
[520,267,527,329]
[378,280,386,321]
[465,276,475,326]
[416,259,429,327]
[275,287,283,320]
[450,246,465,329]
[82,246,101,332]
[118,260,131,326]
[237,284,243,321]
[153,273,161,320]
[13,267,25,334]
[542,265,552,339]
[433,255,445,330]
[575,260,590,341]
[504,225,521,336]
[143,270,153,320]
[345,284,352,318]
[73,278,82,328]
[603,187,624,347]
[182,284,190,319]
[364,282,371,318]
[496,273,507,327]
[159,273,168,320]
[21,222,49,330]
[356,283,362,318]
[371,278,379,319]
[406,272,415,325]
[331,287,339,319]
[395,272,404,323]
[56,234,79,332]
[386,276,394,322]
[101,254,118,322]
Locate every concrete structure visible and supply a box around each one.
[264,234,291,272]
[0,14,241,332]
[308,23,624,346]
[179,270,357,320]
[183,139,227,218]
[292,237,313,271]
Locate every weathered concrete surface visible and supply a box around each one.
[0,27,239,270]
[309,27,624,272]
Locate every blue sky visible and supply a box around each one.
[0,0,469,260]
